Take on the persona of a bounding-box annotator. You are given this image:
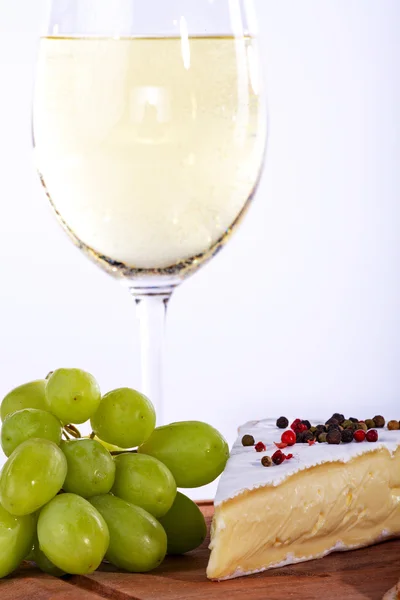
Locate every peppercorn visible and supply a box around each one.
[365,419,376,430]
[296,431,305,443]
[342,419,355,429]
[309,426,317,434]
[388,420,400,431]
[281,430,296,446]
[272,450,285,465]
[302,431,314,443]
[354,429,366,443]
[301,420,312,429]
[261,456,273,467]
[255,441,266,452]
[325,417,339,426]
[327,423,340,432]
[341,429,354,444]
[242,434,255,447]
[331,413,345,424]
[326,429,341,445]
[366,429,379,443]
[349,417,359,423]
[373,415,385,428]
[316,424,327,433]
[317,432,327,443]
[356,422,368,432]
[276,416,289,429]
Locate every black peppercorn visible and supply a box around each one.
[327,423,340,432]
[296,431,305,443]
[331,413,345,424]
[241,434,255,447]
[316,424,327,433]
[325,417,339,426]
[326,429,341,444]
[341,429,354,444]
[373,415,385,428]
[302,431,314,443]
[276,416,289,429]
[301,420,312,429]
[349,417,359,423]
[261,456,273,467]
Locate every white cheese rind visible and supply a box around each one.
[215,418,400,506]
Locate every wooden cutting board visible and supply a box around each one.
[2,501,399,600]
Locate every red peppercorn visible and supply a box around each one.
[285,453,294,460]
[272,450,286,465]
[366,429,379,443]
[354,429,366,443]
[255,441,267,452]
[281,430,296,446]
[290,418,302,432]
[297,423,308,433]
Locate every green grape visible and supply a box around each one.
[138,421,229,488]
[159,492,207,555]
[1,380,47,421]
[0,439,67,516]
[38,493,109,575]
[1,408,62,457]
[31,535,65,577]
[90,494,166,572]
[61,438,116,498]
[112,453,176,518]
[46,368,101,425]
[90,388,155,449]
[0,503,36,578]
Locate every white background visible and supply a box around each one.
[0,1,399,498]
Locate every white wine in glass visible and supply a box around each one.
[33,0,267,422]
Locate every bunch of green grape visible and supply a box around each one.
[0,369,229,578]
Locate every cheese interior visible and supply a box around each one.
[208,447,400,580]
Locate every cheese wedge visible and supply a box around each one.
[207,418,400,580]
[383,581,400,600]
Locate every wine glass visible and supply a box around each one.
[33,0,267,423]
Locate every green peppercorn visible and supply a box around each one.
[326,429,341,445]
[261,456,273,467]
[341,429,354,444]
[310,426,317,434]
[242,434,255,447]
[276,417,289,429]
[342,419,354,429]
[356,422,368,432]
[388,420,400,431]
[365,419,376,430]
[302,431,314,443]
[373,415,385,428]
[317,432,327,443]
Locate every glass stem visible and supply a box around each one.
[131,288,173,425]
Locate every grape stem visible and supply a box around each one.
[64,424,82,439]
